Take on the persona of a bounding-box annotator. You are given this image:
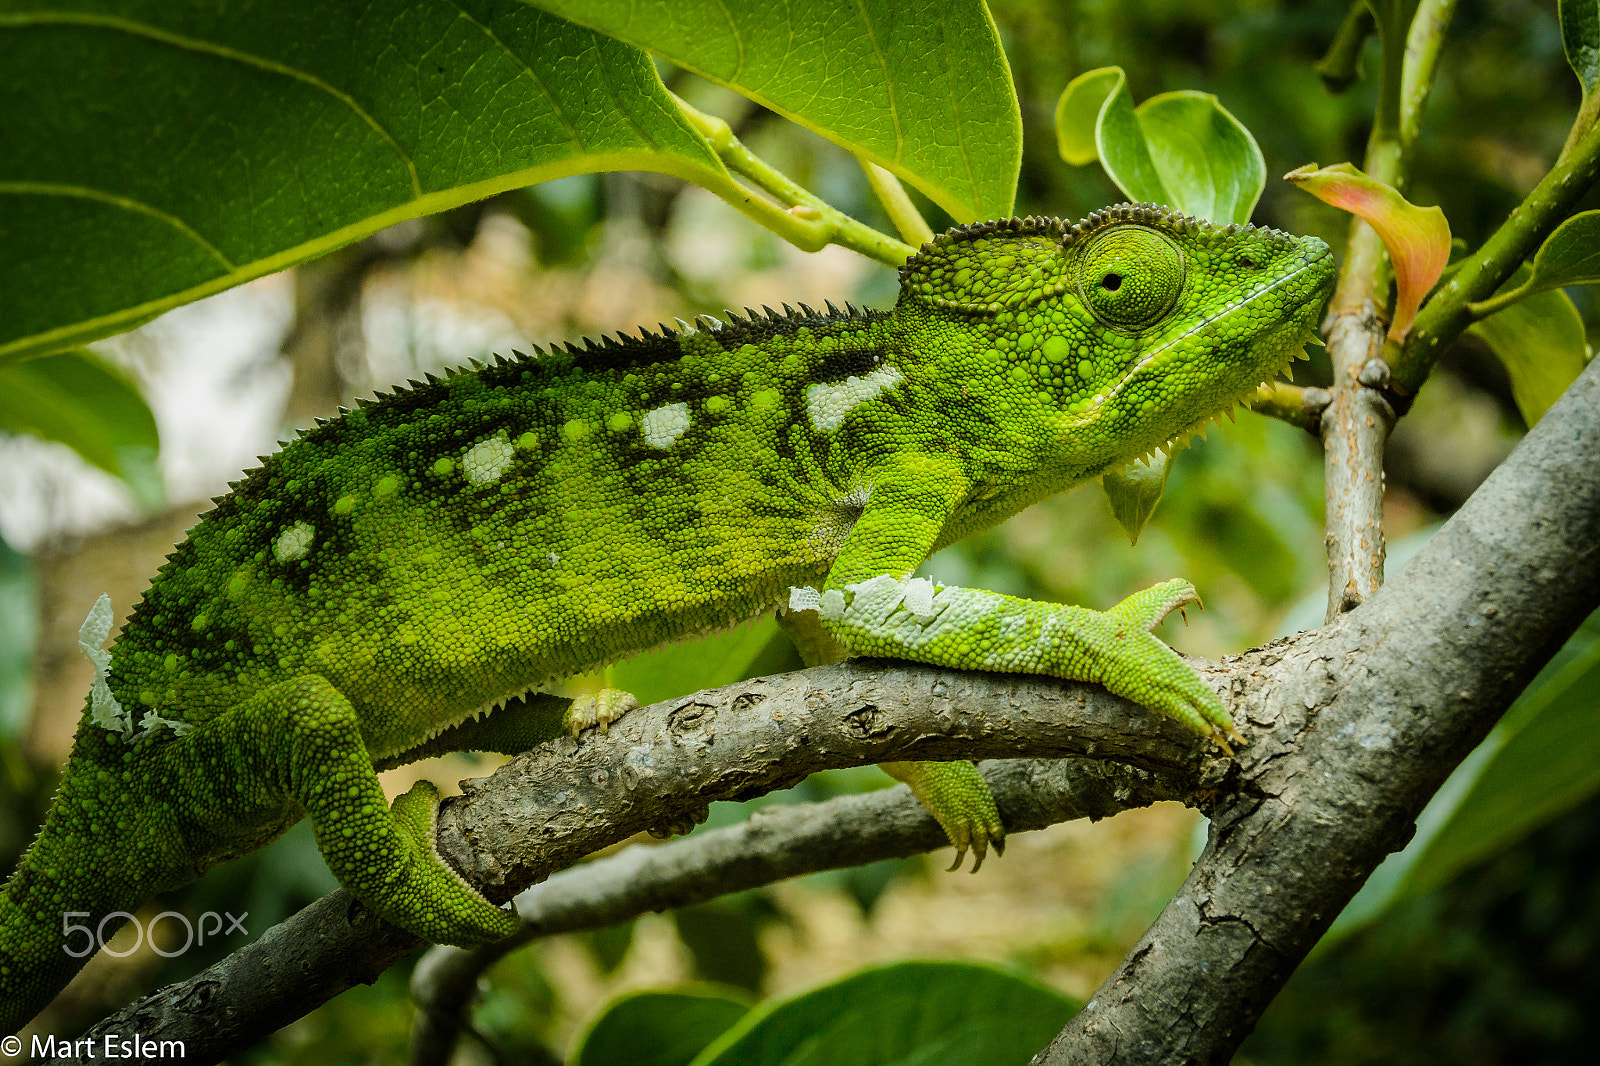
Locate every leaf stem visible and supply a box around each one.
[671,94,916,267]
[856,157,935,247]
[1463,282,1531,321]
[1401,0,1460,149]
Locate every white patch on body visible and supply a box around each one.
[78,593,128,732]
[463,433,515,485]
[273,521,315,563]
[901,577,937,620]
[805,364,904,433]
[640,402,691,449]
[788,586,822,612]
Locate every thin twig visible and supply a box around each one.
[1246,381,1331,435]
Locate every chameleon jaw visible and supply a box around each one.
[1115,340,1315,469]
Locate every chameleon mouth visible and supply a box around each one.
[1145,340,1314,462]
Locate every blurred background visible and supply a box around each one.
[2,0,1597,1061]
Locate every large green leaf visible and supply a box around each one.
[0,348,162,507]
[525,0,1020,223]
[1054,66,1264,225]
[0,0,733,364]
[572,988,750,1066]
[1506,209,1600,298]
[1468,275,1592,426]
[690,960,1078,1066]
[1404,617,1600,896]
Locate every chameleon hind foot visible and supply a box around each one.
[383,780,520,944]
[179,676,518,947]
[568,688,639,736]
[881,760,1005,871]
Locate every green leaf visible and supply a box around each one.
[524,0,1020,223]
[1406,616,1600,896]
[1561,0,1600,99]
[1054,66,1265,224]
[1468,272,1592,425]
[1101,453,1173,546]
[1509,209,1600,298]
[0,349,163,508]
[672,895,780,993]
[1285,161,1450,340]
[605,617,797,708]
[689,960,1078,1066]
[572,988,751,1066]
[1054,68,1121,167]
[0,0,732,364]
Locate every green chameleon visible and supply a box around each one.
[0,203,1333,1033]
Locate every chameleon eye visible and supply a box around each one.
[1074,225,1184,331]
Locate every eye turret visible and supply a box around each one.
[1073,224,1185,331]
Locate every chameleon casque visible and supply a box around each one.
[0,203,1334,1032]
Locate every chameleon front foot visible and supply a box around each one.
[1108,578,1203,633]
[881,760,1005,872]
[1070,580,1240,752]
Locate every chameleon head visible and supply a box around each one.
[896,204,1335,473]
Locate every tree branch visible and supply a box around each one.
[1034,354,1600,1064]
[52,669,1215,1065]
[408,756,1195,1066]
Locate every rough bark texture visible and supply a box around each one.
[1035,355,1600,1064]
[408,756,1194,1066]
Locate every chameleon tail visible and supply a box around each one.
[0,729,171,1036]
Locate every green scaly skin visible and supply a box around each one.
[0,203,1333,1033]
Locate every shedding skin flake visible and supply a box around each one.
[640,402,691,449]
[272,521,315,563]
[805,364,904,432]
[463,434,515,485]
